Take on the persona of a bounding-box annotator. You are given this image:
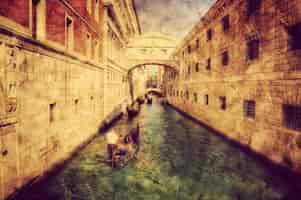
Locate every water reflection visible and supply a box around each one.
[14,97,300,200]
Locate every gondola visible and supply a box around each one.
[111,124,140,168]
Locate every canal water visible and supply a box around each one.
[13,97,300,200]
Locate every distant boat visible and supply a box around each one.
[147,96,152,104]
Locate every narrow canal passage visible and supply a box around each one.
[14,97,300,200]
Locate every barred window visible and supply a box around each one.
[283,104,301,131]
[247,39,259,60]
[244,100,256,118]
[247,0,261,16]
[220,96,226,110]
[222,15,230,32]
[288,23,301,50]
[222,51,229,66]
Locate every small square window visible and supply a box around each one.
[288,23,301,50]
[244,100,256,118]
[220,96,226,110]
[222,15,230,32]
[247,39,259,60]
[222,51,229,66]
[207,29,212,41]
[283,104,301,131]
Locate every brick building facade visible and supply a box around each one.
[166,0,301,173]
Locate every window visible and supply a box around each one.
[86,33,92,58]
[188,45,191,54]
[206,58,211,71]
[188,65,191,75]
[32,0,46,40]
[222,15,230,32]
[74,99,79,113]
[49,103,56,123]
[244,100,256,119]
[87,0,92,14]
[220,96,226,110]
[247,39,259,60]
[194,93,198,103]
[222,51,229,66]
[283,104,301,131]
[196,39,200,49]
[66,16,74,50]
[205,95,209,105]
[186,91,189,100]
[247,0,261,16]
[288,23,301,50]
[207,29,212,41]
[94,39,99,62]
[95,0,99,22]
[195,63,199,72]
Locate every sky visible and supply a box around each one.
[134,0,216,39]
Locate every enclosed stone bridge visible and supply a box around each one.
[125,32,179,72]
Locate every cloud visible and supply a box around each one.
[134,0,216,38]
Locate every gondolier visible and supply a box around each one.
[105,130,120,167]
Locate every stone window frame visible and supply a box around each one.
[65,15,74,51]
[243,100,256,119]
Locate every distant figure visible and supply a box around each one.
[105,130,120,166]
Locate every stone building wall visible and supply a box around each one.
[166,0,301,173]
[0,0,106,199]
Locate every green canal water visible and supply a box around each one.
[13,97,300,200]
